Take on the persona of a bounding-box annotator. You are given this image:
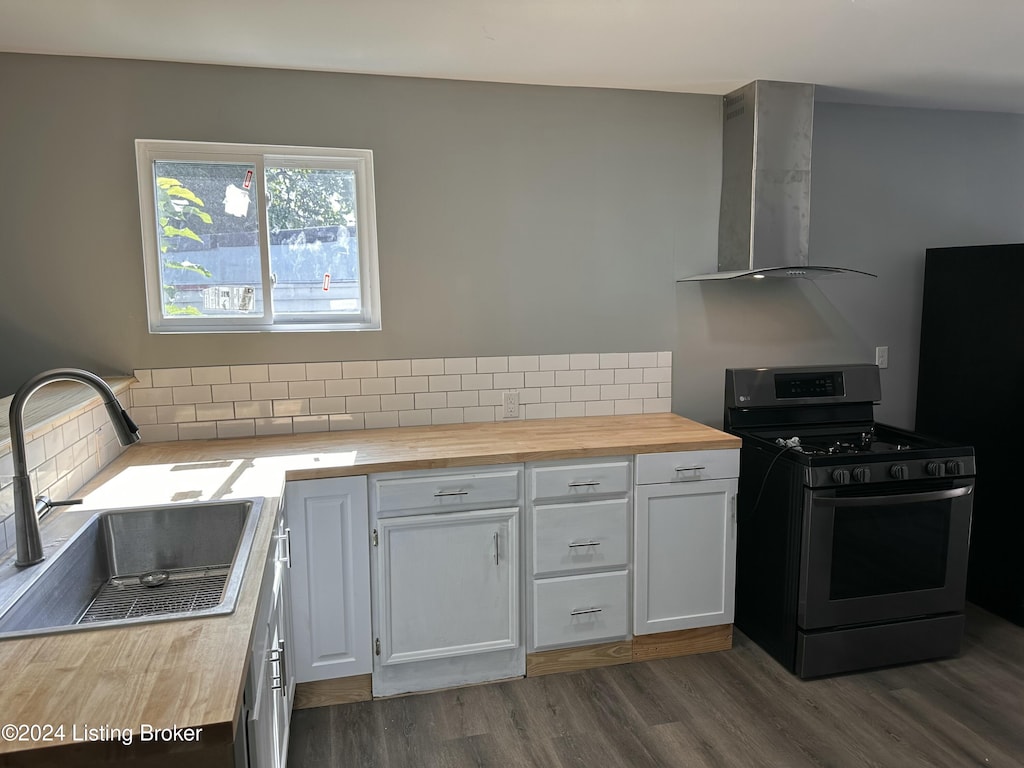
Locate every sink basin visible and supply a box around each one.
[0,499,263,639]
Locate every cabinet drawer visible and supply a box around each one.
[374,467,521,515]
[532,499,629,576]
[635,449,739,485]
[532,571,629,650]
[530,459,631,502]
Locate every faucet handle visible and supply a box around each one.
[34,495,84,516]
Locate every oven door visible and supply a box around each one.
[798,479,973,630]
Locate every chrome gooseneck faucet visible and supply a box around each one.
[8,369,141,567]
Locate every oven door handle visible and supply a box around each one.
[818,486,972,507]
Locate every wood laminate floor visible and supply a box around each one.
[287,605,1024,767]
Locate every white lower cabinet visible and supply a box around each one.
[633,468,738,635]
[532,570,629,649]
[370,467,524,696]
[284,476,372,683]
[245,509,295,768]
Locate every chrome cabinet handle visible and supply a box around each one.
[568,480,601,488]
[434,489,469,497]
[674,465,706,472]
[274,527,292,568]
[278,638,287,697]
[568,540,601,548]
[570,607,603,616]
[493,532,499,565]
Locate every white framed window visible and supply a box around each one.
[135,140,381,333]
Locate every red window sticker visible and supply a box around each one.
[322,273,331,291]
[243,169,253,190]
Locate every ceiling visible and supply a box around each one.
[3,0,1024,113]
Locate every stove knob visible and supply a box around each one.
[890,464,909,480]
[926,461,945,477]
[946,459,965,476]
[852,466,871,483]
[832,469,851,485]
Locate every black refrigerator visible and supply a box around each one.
[916,243,1024,626]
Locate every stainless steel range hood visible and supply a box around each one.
[680,81,875,282]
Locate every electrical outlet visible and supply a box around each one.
[502,390,520,419]
[875,346,889,369]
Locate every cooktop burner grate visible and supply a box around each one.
[77,567,229,624]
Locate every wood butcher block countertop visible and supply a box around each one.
[0,413,739,766]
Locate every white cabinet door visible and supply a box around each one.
[285,476,371,683]
[375,507,519,666]
[634,479,737,635]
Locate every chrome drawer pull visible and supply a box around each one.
[494,532,500,566]
[568,540,601,548]
[674,465,706,472]
[568,480,601,488]
[434,489,469,497]
[274,527,292,568]
[570,607,603,616]
[271,675,283,691]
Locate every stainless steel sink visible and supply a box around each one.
[0,499,263,639]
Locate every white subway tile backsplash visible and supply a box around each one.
[525,371,554,388]
[330,414,365,431]
[493,372,525,389]
[158,405,196,423]
[346,395,381,413]
[628,352,659,368]
[508,356,539,372]
[270,363,307,382]
[305,362,343,380]
[629,383,659,399]
[217,420,256,439]
[343,360,378,379]
[398,410,432,427]
[644,398,672,413]
[555,369,584,387]
[539,354,570,371]
[377,359,412,378]
[43,428,64,459]
[212,383,251,402]
[524,403,556,420]
[293,415,330,433]
[133,388,174,407]
[444,357,476,374]
[461,373,493,391]
[191,366,231,385]
[411,358,445,376]
[431,408,464,425]
[428,375,462,392]
[251,382,289,401]
[614,368,643,385]
[309,397,348,415]
[195,402,235,421]
[364,411,399,429]
[273,400,310,417]
[61,418,81,447]
[555,402,586,418]
[152,368,193,388]
[179,421,218,440]
[464,406,495,423]
[325,379,361,397]
[476,357,508,374]
[361,378,396,396]
[381,394,415,412]
[230,365,269,383]
[235,401,274,419]
[255,418,294,436]
[171,385,213,405]
[448,391,479,408]
[289,380,326,399]
[395,376,429,394]
[415,392,448,410]
[113,351,673,453]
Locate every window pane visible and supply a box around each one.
[153,161,263,318]
[265,167,361,318]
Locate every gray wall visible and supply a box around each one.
[0,54,721,396]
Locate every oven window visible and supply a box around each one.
[829,501,951,600]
